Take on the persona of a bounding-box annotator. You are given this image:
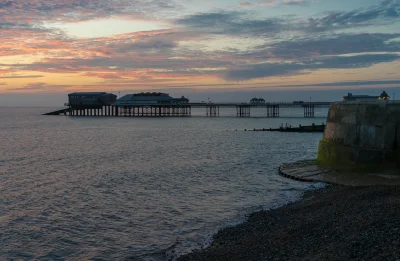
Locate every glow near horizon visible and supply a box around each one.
[47,19,170,38]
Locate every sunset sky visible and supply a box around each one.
[0,0,400,105]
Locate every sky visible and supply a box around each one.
[0,0,400,105]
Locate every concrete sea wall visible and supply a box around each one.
[317,101,400,172]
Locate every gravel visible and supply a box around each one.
[178,185,400,261]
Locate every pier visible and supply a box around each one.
[43,92,331,118]
[44,102,330,118]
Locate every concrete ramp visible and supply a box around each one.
[279,160,400,186]
[43,108,70,115]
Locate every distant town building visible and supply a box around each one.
[342,91,390,102]
[68,92,117,108]
[115,92,190,105]
[250,98,266,104]
[378,91,390,100]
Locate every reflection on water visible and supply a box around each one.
[0,107,327,260]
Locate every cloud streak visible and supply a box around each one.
[6,82,71,91]
[0,0,178,24]
[241,0,315,7]
[278,79,400,88]
[224,54,400,81]
[0,75,43,79]
[307,0,400,31]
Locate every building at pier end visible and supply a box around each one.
[68,92,117,108]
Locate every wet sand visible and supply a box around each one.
[178,185,400,261]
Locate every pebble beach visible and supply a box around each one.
[178,185,400,261]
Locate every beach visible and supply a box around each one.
[178,185,400,261]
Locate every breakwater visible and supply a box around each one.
[253,123,325,132]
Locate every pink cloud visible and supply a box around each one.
[259,0,314,6]
[260,0,279,6]
[6,82,72,91]
[239,2,253,7]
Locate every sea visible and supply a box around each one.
[1,107,328,260]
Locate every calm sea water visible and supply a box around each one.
[1,107,327,260]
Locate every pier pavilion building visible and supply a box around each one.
[115,92,189,105]
[250,98,266,104]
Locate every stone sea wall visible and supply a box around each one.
[317,101,400,171]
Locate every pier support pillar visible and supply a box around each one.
[236,105,251,117]
[267,105,280,118]
[206,105,218,117]
[304,105,315,118]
